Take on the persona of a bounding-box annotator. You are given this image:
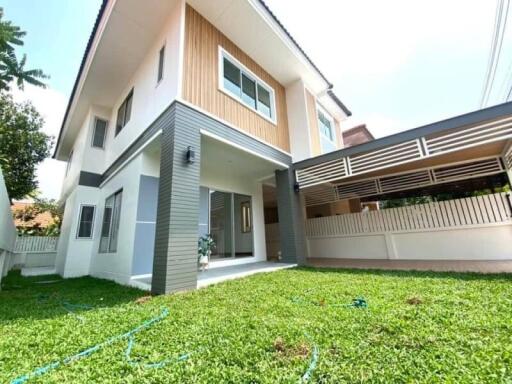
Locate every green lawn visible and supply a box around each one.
[1,268,511,383]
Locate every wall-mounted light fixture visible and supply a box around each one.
[186,146,195,164]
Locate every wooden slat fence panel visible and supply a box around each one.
[306,192,512,237]
[14,236,59,253]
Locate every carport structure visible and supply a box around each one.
[295,102,512,208]
[292,102,512,269]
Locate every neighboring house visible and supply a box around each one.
[54,0,512,293]
[12,200,55,233]
[342,124,374,147]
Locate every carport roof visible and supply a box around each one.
[294,101,512,170]
[295,102,512,205]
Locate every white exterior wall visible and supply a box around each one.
[88,155,145,284]
[0,169,16,253]
[307,223,512,261]
[0,168,16,281]
[55,185,101,277]
[286,79,312,162]
[105,0,183,169]
[60,0,183,200]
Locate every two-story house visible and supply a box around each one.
[53,0,352,294]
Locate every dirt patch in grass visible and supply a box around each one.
[406,296,423,305]
[273,337,310,359]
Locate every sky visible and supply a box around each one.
[2,0,511,200]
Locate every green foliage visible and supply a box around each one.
[0,93,52,200]
[0,8,47,91]
[380,185,512,208]
[380,196,432,209]
[198,234,215,259]
[1,268,511,383]
[12,197,62,236]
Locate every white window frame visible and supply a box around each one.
[218,46,277,125]
[91,117,108,149]
[316,103,337,152]
[76,204,96,239]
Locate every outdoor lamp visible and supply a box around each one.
[186,146,195,164]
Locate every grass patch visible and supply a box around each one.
[1,268,512,383]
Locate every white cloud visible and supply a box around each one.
[11,84,67,200]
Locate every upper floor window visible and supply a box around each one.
[219,47,276,124]
[91,118,108,149]
[317,105,337,153]
[115,89,133,136]
[157,45,165,83]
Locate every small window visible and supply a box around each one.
[65,150,73,176]
[92,118,107,148]
[77,205,95,239]
[99,190,123,253]
[157,45,165,83]
[241,201,252,233]
[220,48,276,123]
[317,106,337,153]
[115,90,133,135]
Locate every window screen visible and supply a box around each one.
[77,205,95,238]
[116,90,133,135]
[157,45,165,82]
[92,118,107,148]
[223,57,241,95]
[99,190,122,253]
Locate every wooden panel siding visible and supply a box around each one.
[183,5,290,152]
[305,89,321,156]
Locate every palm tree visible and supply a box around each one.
[0,7,48,91]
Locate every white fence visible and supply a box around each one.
[14,236,59,253]
[306,193,512,262]
[306,192,512,237]
[0,168,17,281]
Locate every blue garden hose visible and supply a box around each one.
[10,308,170,384]
[125,335,190,369]
[300,334,319,383]
[291,295,368,309]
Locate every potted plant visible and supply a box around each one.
[198,234,215,271]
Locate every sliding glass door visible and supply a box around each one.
[206,189,253,260]
[210,191,233,259]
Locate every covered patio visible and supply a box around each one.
[130,261,295,291]
[294,102,512,268]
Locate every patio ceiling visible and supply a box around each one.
[295,102,512,206]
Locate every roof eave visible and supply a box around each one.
[52,0,109,159]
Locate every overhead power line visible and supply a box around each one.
[481,0,510,107]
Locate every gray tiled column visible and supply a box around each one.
[151,106,201,294]
[275,168,307,265]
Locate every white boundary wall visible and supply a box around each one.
[306,193,512,261]
[0,169,17,281]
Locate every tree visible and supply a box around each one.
[12,197,62,236]
[0,7,47,91]
[0,93,52,201]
